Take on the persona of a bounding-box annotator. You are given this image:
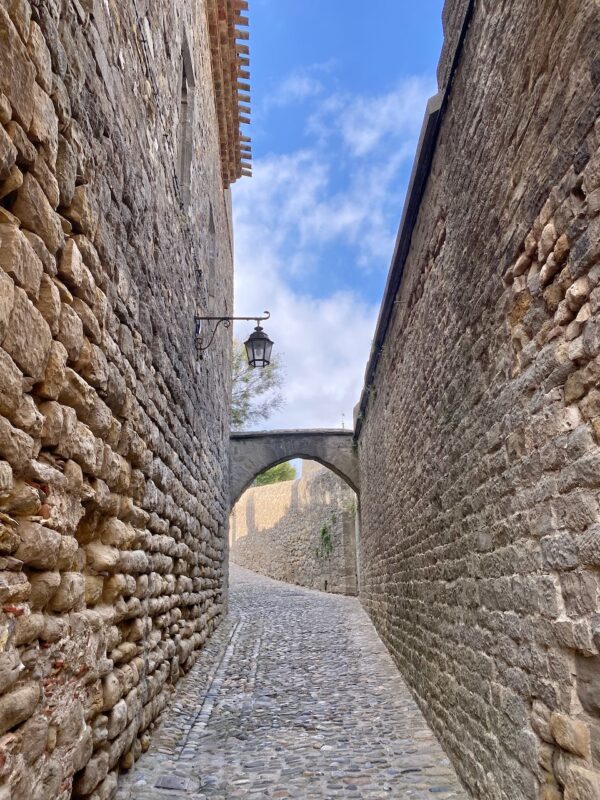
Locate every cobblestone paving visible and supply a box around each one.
[116,566,468,799]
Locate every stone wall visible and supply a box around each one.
[230,462,358,595]
[0,1,234,797]
[357,1,600,799]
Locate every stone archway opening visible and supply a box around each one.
[229,458,359,596]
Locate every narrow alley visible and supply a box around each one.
[115,567,466,799]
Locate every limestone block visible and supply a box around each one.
[5,120,35,167]
[14,521,61,569]
[0,164,22,199]
[0,93,9,124]
[65,184,99,239]
[0,347,22,416]
[29,82,58,167]
[0,648,22,693]
[11,394,43,437]
[0,414,35,471]
[0,681,38,735]
[40,614,67,643]
[35,339,67,400]
[34,275,61,337]
[0,123,16,180]
[20,713,49,765]
[28,571,60,610]
[0,478,41,515]
[58,239,84,289]
[85,574,103,606]
[72,748,109,795]
[550,713,590,758]
[26,21,52,94]
[75,340,109,391]
[72,724,94,772]
[56,134,76,207]
[11,173,63,254]
[576,654,600,716]
[49,571,84,611]
[100,518,135,549]
[39,400,63,446]
[0,268,15,341]
[23,230,55,276]
[0,570,29,603]
[2,286,52,381]
[56,535,79,570]
[0,223,43,299]
[57,302,84,362]
[72,297,102,344]
[563,764,600,800]
[106,698,127,739]
[102,672,121,712]
[31,153,59,209]
[13,611,44,645]
[0,525,17,555]
[119,550,149,574]
[0,7,35,129]
[85,542,120,574]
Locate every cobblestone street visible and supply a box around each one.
[116,566,467,799]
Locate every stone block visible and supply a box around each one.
[49,571,85,611]
[0,223,43,299]
[28,571,61,610]
[0,6,35,129]
[0,682,39,735]
[57,302,84,362]
[0,268,15,342]
[14,521,61,569]
[2,286,51,381]
[0,123,16,180]
[550,712,590,757]
[26,21,52,94]
[0,414,34,471]
[0,347,22,417]
[11,173,63,254]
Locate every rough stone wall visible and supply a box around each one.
[0,1,232,797]
[358,1,600,799]
[230,462,358,595]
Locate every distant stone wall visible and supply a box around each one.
[0,1,234,797]
[357,1,600,799]
[230,463,358,595]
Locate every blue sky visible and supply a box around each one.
[232,1,444,429]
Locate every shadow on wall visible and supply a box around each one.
[229,461,358,595]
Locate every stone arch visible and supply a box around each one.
[229,430,359,506]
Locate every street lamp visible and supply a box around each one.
[194,311,273,367]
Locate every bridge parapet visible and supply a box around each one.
[229,429,358,506]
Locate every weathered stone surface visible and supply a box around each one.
[14,521,61,569]
[0,223,43,299]
[0,6,34,129]
[356,2,600,798]
[11,173,63,253]
[231,462,358,594]
[2,286,51,381]
[0,0,233,795]
[0,682,39,735]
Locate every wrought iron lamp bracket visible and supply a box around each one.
[194,311,270,354]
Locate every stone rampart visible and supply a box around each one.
[230,462,358,595]
[0,1,234,796]
[357,1,600,798]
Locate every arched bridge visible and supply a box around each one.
[229,429,359,505]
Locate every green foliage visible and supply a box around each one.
[316,523,333,558]
[254,462,297,486]
[231,339,285,430]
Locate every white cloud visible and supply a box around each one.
[232,76,434,429]
[309,76,434,156]
[263,63,336,110]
